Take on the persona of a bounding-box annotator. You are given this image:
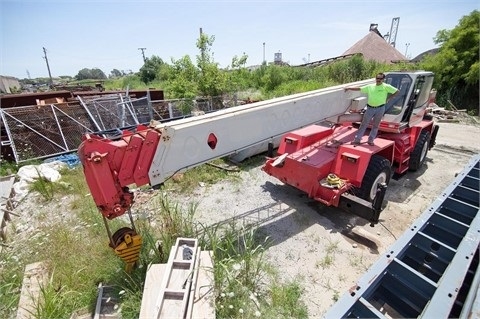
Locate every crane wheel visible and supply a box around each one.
[409,130,430,171]
[355,155,391,202]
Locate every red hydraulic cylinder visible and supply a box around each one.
[78,126,161,219]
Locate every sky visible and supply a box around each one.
[1,0,478,79]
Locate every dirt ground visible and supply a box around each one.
[5,117,480,318]
[167,119,480,318]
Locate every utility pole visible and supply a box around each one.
[263,42,266,64]
[404,43,410,57]
[42,47,53,86]
[199,27,206,62]
[138,48,147,63]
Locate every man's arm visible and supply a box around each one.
[344,87,361,91]
[386,88,400,103]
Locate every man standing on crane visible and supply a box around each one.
[345,72,399,145]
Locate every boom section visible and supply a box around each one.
[78,78,372,219]
[147,79,372,186]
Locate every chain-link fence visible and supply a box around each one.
[1,92,244,163]
[1,102,94,163]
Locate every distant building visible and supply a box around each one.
[273,51,290,66]
[293,23,416,68]
[0,76,21,94]
[410,48,440,63]
[274,52,283,64]
[342,30,407,64]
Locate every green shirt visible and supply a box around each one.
[360,83,398,107]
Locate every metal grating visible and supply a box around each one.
[324,153,480,319]
[78,94,151,131]
[1,92,159,163]
[1,93,238,163]
[1,102,95,163]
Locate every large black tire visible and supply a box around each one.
[429,125,439,149]
[409,130,430,171]
[355,155,392,202]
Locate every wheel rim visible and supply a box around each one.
[420,140,429,163]
[369,171,388,200]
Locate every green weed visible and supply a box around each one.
[317,254,334,269]
[1,158,309,319]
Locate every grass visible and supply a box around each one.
[0,158,309,319]
[0,159,19,176]
[315,237,340,269]
[348,252,370,271]
[325,238,340,255]
[164,157,241,193]
[316,254,334,269]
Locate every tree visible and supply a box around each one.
[139,55,165,83]
[75,68,107,80]
[195,32,227,97]
[109,69,124,78]
[166,55,199,99]
[75,68,91,80]
[231,53,248,69]
[91,68,107,79]
[433,10,479,87]
[420,10,479,113]
[227,53,252,92]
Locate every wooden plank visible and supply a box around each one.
[190,250,215,319]
[0,210,6,241]
[447,99,458,111]
[0,175,15,200]
[16,261,48,319]
[139,264,167,319]
[0,175,15,243]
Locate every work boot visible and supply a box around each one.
[368,141,375,146]
[352,140,360,146]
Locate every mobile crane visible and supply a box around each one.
[78,70,439,269]
[263,70,439,224]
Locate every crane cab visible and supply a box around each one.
[380,71,435,133]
